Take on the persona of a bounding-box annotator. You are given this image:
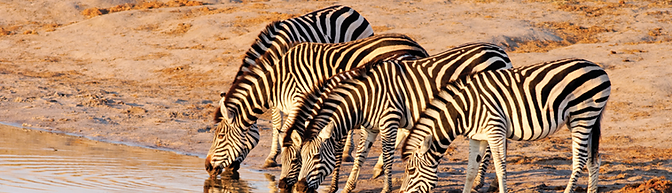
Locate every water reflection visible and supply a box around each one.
[204,171,279,193]
[0,124,276,192]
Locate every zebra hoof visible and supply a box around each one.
[328,185,338,193]
[262,159,278,168]
[342,155,354,162]
[381,187,391,193]
[486,177,499,192]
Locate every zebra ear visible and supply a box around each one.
[418,135,432,154]
[218,96,234,124]
[291,130,302,145]
[318,122,335,140]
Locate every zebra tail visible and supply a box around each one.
[589,111,602,163]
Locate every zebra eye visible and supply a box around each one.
[217,133,225,139]
[407,167,416,176]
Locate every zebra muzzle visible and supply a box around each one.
[278,177,294,190]
[295,178,317,193]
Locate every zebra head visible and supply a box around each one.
[278,130,303,190]
[401,133,439,193]
[205,97,260,177]
[400,151,439,193]
[296,122,339,192]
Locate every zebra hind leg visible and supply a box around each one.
[564,116,601,193]
[587,114,602,193]
[372,153,384,179]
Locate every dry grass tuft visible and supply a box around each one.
[163,23,192,35]
[1,28,14,36]
[509,22,610,53]
[619,176,672,193]
[81,0,206,18]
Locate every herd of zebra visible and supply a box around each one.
[204,5,611,193]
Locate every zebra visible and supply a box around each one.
[285,43,512,193]
[205,33,428,178]
[400,58,611,193]
[206,5,375,172]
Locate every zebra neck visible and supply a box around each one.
[223,64,276,127]
[240,21,292,74]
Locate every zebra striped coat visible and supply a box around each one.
[205,33,428,178]
[286,43,512,193]
[400,58,611,193]
[205,5,375,174]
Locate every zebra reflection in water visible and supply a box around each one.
[204,172,278,193]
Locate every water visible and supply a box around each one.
[0,124,276,193]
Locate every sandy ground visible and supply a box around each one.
[1,0,672,192]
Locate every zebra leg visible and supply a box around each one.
[342,129,356,162]
[264,108,283,168]
[374,128,410,179]
[472,145,493,191]
[487,134,508,193]
[463,139,487,193]
[587,115,603,193]
[343,128,379,193]
[328,137,348,193]
[372,153,385,179]
[379,120,399,193]
[564,123,593,193]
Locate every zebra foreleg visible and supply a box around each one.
[343,128,379,193]
[463,139,488,193]
[264,108,283,168]
[328,137,348,193]
[379,119,399,193]
[342,129,356,162]
[374,128,410,179]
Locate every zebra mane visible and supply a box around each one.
[213,21,284,123]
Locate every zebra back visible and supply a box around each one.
[400,58,611,160]
[236,5,374,76]
[292,43,512,143]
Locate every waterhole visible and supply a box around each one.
[0,124,276,192]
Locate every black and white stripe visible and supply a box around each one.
[205,32,428,178]
[285,43,512,193]
[400,58,610,193]
[205,5,375,175]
